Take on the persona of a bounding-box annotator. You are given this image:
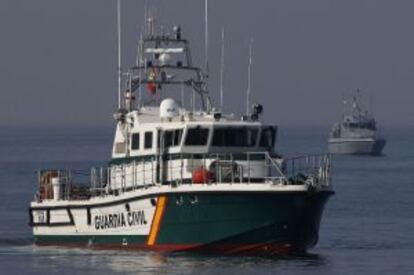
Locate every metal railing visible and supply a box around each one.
[282,154,331,188]
[35,152,331,202]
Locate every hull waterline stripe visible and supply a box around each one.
[147,196,167,245]
[35,242,299,255]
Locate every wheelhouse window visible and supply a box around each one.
[144,132,153,149]
[353,121,376,130]
[131,133,140,150]
[348,123,358,129]
[165,131,173,147]
[212,127,258,147]
[259,127,276,148]
[173,129,183,146]
[185,127,209,146]
[164,129,183,147]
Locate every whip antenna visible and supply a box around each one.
[246,38,253,115]
[117,0,122,109]
[204,0,209,76]
[220,27,225,112]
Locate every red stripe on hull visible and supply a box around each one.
[35,242,301,256]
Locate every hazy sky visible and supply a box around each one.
[1,0,413,127]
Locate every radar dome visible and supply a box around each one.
[159,53,171,66]
[160,98,180,119]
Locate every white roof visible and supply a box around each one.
[124,107,265,130]
[145,48,184,54]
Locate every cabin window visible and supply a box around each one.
[259,127,276,148]
[131,133,140,150]
[174,129,183,146]
[165,131,173,147]
[358,122,376,130]
[164,129,183,147]
[185,127,209,146]
[144,132,153,149]
[212,127,258,147]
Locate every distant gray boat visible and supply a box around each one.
[328,90,386,155]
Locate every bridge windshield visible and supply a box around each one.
[259,126,277,149]
[212,127,258,147]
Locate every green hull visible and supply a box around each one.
[34,190,333,255]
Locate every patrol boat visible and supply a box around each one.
[29,10,334,256]
[328,90,386,155]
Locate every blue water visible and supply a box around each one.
[0,125,413,274]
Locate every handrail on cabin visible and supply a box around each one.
[35,152,331,202]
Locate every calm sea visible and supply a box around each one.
[0,125,412,274]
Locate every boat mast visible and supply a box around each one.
[354,88,361,117]
[202,0,213,112]
[117,0,122,109]
[342,92,346,121]
[369,90,374,117]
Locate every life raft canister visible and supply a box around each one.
[192,167,214,184]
